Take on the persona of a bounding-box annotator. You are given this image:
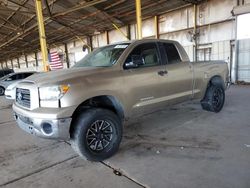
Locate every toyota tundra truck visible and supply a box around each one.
[13,39,229,161]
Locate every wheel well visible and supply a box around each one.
[70,95,124,136]
[202,76,224,100]
[209,75,225,89]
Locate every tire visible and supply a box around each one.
[0,86,5,96]
[201,84,225,113]
[71,108,122,161]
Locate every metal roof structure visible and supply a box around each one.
[0,0,204,63]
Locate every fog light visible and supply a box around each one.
[41,122,53,135]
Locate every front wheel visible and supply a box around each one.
[0,87,5,96]
[201,85,225,113]
[71,108,122,161]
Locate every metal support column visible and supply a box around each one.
[105,31,109,44]
[154,15,159,39]
[17,58,20,69]
[87,36,93,52]
[0,63,3,70]
[135,0,142,39]
[231,15,238,83]
[11,59,13,69]
[193,4,197,62]
[127,24,131,40]
[5,61,8,68]
[35,0,49,72]
[25,55,28,68]
[35,52,38,67]
[64,43,70,68]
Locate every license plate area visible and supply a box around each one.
[15,113,35,134]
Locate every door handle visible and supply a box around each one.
[158,70,168,76]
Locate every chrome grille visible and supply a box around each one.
[16,88,30,108]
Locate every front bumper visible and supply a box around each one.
[13,103,73,140]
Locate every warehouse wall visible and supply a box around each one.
[0,0,242,80]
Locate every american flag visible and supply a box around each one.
[49,51,63,70]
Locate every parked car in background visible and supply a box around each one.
[5,81,21,100]
[0,69,14,78]
[0,72,36,96]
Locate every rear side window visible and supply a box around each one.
[10,73,23,80]
[0,70,13,77]
[23,73,33,78]
[16,74,24,80]
[8,74,18,81]
[6,70,13,75]
[162,43,181,64]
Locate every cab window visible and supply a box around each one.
[6,74,18,81]
[162,43,181,64]
[23,73,33,78]
[124,43,160,69]
[6,74,23,81]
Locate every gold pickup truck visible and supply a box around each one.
[13,39,229,161]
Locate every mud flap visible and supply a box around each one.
[200,99,212,111]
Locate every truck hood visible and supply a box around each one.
[24,67,106,86]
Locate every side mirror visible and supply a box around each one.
[124,55,144,69]
[131,55,144,66]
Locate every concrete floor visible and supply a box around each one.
[0,85,249,188]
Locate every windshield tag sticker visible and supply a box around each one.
[114,45,128,49]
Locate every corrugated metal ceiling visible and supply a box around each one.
[0,0,204,62]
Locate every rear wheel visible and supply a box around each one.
[201,84,225,113]
[71,108,122,161]
[0,87,5,96]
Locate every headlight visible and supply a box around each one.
[39,85,70,101]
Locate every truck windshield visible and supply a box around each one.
[73,43,130,68]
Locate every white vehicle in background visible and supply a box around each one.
[5,81,21,100]
[0,72,36,97]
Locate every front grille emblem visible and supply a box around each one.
[17,92,22,101]
[16,88,30,108]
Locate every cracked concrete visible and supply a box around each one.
[0,85,250,188]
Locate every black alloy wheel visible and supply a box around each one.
[0,87,5,96]
[71,108,122,161]
[86,119,114,152]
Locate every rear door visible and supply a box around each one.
[159,42,193,104]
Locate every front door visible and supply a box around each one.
[122,42,169,116]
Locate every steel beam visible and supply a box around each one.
[54,0,107,17]
[35,0,49,72]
